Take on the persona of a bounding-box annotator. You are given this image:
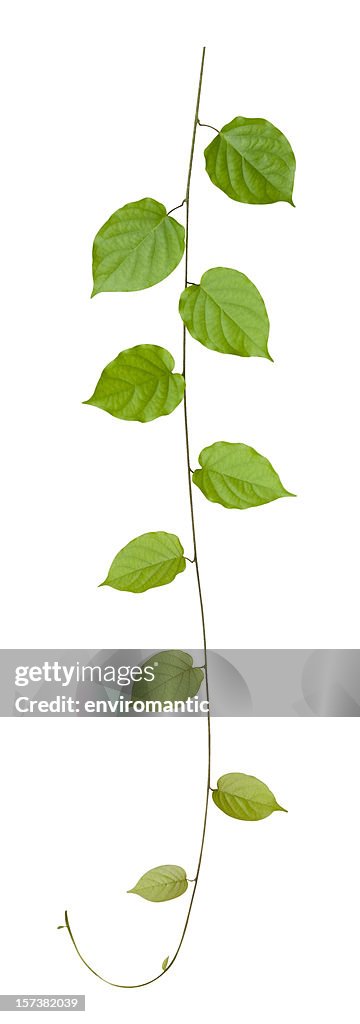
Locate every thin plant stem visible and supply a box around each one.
[63,44,210,990]
[175,39,212,968]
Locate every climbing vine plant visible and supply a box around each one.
[60,46,295,987]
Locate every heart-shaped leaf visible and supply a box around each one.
[204,117,295,205]
[132,650,204,704]
[212,773,287,821]
[92,198,185,294]
[101,532,186,593]
[84,345,185,422]
[192,442,293,510]
[179,267,270,359]
[128,865,188,902]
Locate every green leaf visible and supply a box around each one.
[101,532,186,593]
[84,345,185,423]
[212,773,287,821]
[204,116,295,205]
[162,957,169,971]
[179,267,270,359]
[92,198,185,294]
[128,865,188,902]
[192,442,293,510]
[132,650,203,705]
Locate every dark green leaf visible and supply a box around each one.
[128,865,188,902]
[179,267,270,359]
[192,442,293,509]
[101,532,186,593]
[212,773,287,820]
[92,198,185,294]
[132,650,203,704]
[205,117,295,205]
[84,345,185,422]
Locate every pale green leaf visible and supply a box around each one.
[132,650,203,704]
[204,116,295,205]
[179,267,270,359]
[162,957,169,971]
[92,198,185,294]
[128,865,188,902]
[212,773,287,821]
[101,532,186,593]
[192,442,293,510]
[84,345,185,422]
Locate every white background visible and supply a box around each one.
[1,1,359,1022]
[1,0,360,649]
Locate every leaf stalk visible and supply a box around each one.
[198,120,219,133]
